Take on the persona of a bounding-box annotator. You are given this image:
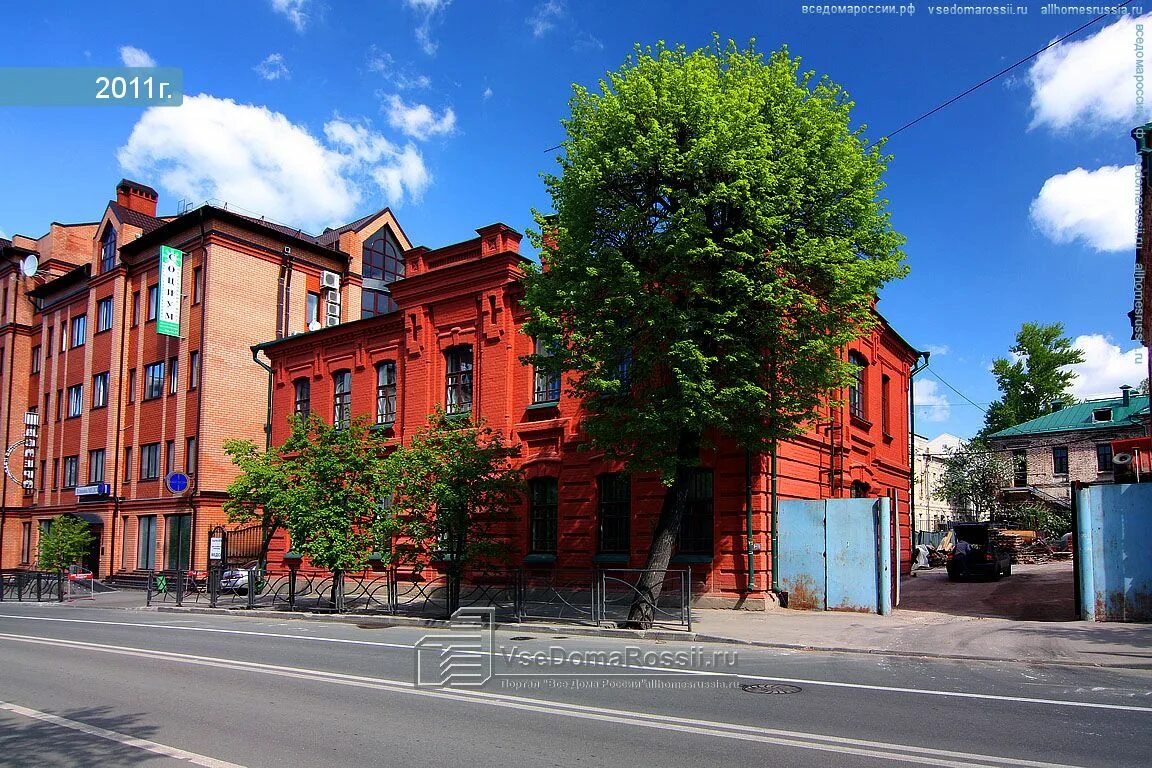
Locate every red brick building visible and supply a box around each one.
[256,224,919,606]
[0,180,412,577]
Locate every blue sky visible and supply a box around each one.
[0,1,1146,439]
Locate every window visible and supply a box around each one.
[63,455,79,488]
[361,226,404,318]
[144,361,164,400]
[597,474,630,555]
[848,351,867,420]
[92,372,109,408]
[147,285,158,321]
[124,447,132,482]
[881,374,892,434]
[1097,443,1114,472]
[67,384,83,418]
[88,449,105,483]
[169,357,179,395]
[137,516,157,570]
[445,345,473,415]
[1052,446,1069,475]
[333,370,351,428]
[678,469,714,556]
[166,440,176,474]
[376,361,397,424]
[192,266,203,304]
[100,227,117,273]
[533,339,560,404]
[1092,408,1113,423]
[140,443,161,480]
[1012,449,1028,487]
[69,313,85,347]
[96,297,114,332]
[306,292,320,329]
[189,351,200,390]
[128,368,137,403]
[131,291,140,327]
[20,522,31,564]
[187,436,198,475]
[30,346,41,374]
[849,480,871,498]
[529,477,558,554]
[294,378,311,418]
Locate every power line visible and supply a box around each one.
[884,0,1140,140]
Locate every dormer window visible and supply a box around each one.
[1092,408,1113,423]
[100,227,117,273]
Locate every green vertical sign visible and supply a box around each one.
[158,245,183,337]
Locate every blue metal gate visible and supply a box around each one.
[777,497,893,614]
[1075,483,1152,622]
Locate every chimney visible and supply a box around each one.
[115,179,159,218]
[1121,384,1132,408]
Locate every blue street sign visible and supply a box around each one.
[165,472,190,494]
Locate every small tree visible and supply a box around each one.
[225,414,391,604]
[37,515,96,572]
[376,410,523,609]
[935,443,1013,522]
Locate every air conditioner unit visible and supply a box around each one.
[321,271,340,289]
[324,315,340,328]
[326,301,340,317]
[326,288,341,304]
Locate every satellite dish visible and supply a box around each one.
[1113,452,1133,466]
[20,254,38,278]
[308,320,322,332]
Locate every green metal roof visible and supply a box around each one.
[987,393,1150,439]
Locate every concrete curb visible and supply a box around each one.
[148,605,1149,670]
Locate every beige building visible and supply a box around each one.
[913,432,969,533]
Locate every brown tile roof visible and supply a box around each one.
[109,202,165,235]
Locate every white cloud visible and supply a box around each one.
[915,379,952,423]
[1030,164,1136,253]
[367,48,431,89]
[255,53,290,81]
[572,31,603,51]
[403,0,452,55]
[1065,334,1146,399]
[270,0,310,33]
[527,0,565,38]
[925,344,950,357]
[1028,13,1150,131]
[118,94,430,232]
[384,94,456,140]
[119,46,156,67]
[482,86,493,101]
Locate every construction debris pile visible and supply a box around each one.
[994,530,1074,565]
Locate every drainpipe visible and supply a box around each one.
[770,438,779,594]
[744,448,755,592]
[909,351,930,547]
[0,320,16,570]
[251,346,274,452]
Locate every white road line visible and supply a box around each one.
[0,633,1094,768]
[1,612,1148,713]
[0,700,246,768]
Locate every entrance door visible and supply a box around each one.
[166,514,192,571]
[83,526,103,578]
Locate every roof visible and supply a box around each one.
[28,263,91,299]
[317,210,380,246]
[117,178,158,198]
[109,202,165,235]
[987,393,1151,440]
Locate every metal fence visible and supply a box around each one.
[144,565,693,628]
[0,570,64,602]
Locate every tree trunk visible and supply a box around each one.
[624,430,700,628]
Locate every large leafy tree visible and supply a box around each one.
[375,410,523,608]
[37,515,96,572]
[979,322,1084,438]
[521,39,907,624]
[224,415,390,581]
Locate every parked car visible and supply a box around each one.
[946,522,1012,581]
[219,562,261,595]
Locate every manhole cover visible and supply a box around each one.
[509,636,535,641]
[740,683,802,695]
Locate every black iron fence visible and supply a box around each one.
[144,565,693,628]
[0,570,64,602]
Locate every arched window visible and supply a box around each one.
[850,481,871,498]
[100,227,117,273]
[332,370,351,428]
[361,226,404,318]
[848,351,867,420]
[376,361,397,424]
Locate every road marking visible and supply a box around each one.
[0,700,245,768]
[1,613,1148,713]
[0,633,1094,768]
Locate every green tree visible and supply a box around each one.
[37,515,96,572]
[934,443,1013,523]
[225,414,390,603]
[521,39,906,625]
[375,410,523,609]
[979,323,1085,438]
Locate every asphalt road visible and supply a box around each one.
[0,602,1149,767]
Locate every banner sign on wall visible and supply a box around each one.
[158,245,183,337]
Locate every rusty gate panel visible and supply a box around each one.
[825,499,881,612]
[777,500,827,610]
[1076,483,1152,622]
